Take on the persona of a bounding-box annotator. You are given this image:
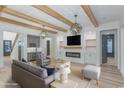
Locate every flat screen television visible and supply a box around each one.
[67,35,81,45]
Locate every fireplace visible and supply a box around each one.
[66,52,80,58]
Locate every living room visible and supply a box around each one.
[0,4,124,89]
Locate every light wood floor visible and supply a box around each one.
[107,57,115,66]
[0,57,20,88]
[100,64,124,87]
[0,57,124,88]
[70,62,124,88]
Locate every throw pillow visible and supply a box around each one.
[41,66,55,76]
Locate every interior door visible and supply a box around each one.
[102,35,108,64]
[4,40,12,56]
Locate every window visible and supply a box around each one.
[107,39,112,53]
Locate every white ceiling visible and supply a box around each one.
[90,5,124,24]
[1,5,124,32]
[49,5,92,27]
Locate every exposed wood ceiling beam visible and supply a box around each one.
[32,5,74,26]
[1,7,67,32]
[0,5,6,11]
[81,5,99,27]
[0,16,57,34]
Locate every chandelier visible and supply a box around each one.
[41,31,47,39]
[70,15,82,35]
[40,26,48,39]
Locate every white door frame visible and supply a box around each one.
[0,31,3,68]
[99,29,118,66]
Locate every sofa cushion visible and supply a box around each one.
[13,60,48,79]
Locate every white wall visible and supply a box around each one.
[120,28,124,76]
[84,26,97,40]
[120,17,124,76]
[22,34,28,61]
[56,32,66,59]
[0,31,3,68]
[83,27,97,65]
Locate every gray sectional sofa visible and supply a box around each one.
[12,60,59,88]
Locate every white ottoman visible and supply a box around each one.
[81,65,101,86]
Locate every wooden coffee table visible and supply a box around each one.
[50,79,78,88]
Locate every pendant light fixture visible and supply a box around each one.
[70,15,82,35]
